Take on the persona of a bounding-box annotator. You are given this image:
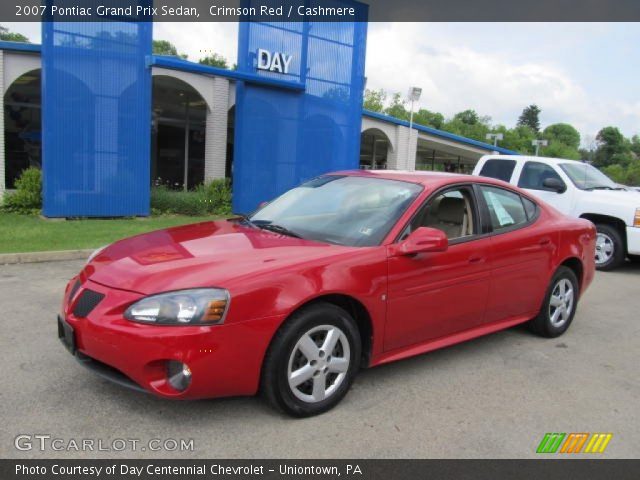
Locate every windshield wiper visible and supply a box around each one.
[228,214,257,227]
[257,223,303,239]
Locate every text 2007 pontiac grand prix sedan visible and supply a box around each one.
[58,171,596,416]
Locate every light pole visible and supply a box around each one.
[532,139,548,156]
[486,133,504,147]
[407,86,422,170]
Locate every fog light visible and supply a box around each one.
[167,361,192,391]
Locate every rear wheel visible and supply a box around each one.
[594,223,625,271]
[261,303,361,417]
[528,266,579,338]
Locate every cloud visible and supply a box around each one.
[3,21,637,140]
[364,23,639,141]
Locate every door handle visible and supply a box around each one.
[468,255,484,264]
[539,238,551,246]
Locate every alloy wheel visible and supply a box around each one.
[595,232,614,266]
[549,278,574,328]
[287,325,351,403]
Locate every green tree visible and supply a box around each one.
[413,108,444,129]
[363,89,386,112]
[441,110,491,143]
[603,160,640,185]
[453,109,480,125]
[0,26,29,43]
[542,123,581,150]
[491,125,536,154]
[517,104,541,132]
[152,40,187,59]
[630,135,640,158]
[199,53,228,69]
[541,142,581,160]
[594,126,631,167]
[384,92,409,120]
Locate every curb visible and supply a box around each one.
[0,249,93,265]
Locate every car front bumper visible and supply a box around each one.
[60,278,284,399]
[627,226,640,255]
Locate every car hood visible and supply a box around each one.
[584,189,640,208]
[589,190,640,205]
[82,220,358,295]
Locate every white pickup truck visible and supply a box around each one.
[473,155,640,270]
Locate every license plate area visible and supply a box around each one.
[57,315,76,354]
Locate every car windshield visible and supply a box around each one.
[559,162,622,190]
[248,175,423,247]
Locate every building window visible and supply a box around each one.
[151,76,207,190]
[4,69,42,189]
[360,129,390,170]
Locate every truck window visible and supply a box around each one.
[518,161,565,191]
[478,159,516,182]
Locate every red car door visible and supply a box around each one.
[476,184,557,323]
[384,185,491,352]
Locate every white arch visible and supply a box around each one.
[151,67,214,112]
[361,116,396,153]
[3,51,41,89]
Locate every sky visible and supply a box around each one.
[4,21,639,144]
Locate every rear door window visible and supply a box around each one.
[479,186,530,232]
[478,159,517,182]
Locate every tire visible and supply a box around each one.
[528,266,579,338]
[261,302,361,417]
[594,223,625,271]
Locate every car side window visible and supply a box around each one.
[518,161,565,191]
[522,196,538,221]
[478,159,516,182]
[480,186,531,232]
[405,187,477,241]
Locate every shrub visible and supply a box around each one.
[195,178,232,215]
[2,167,42,214]
[151,179,232,216]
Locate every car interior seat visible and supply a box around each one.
[432,196,466,239]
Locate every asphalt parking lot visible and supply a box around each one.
[1,259,638,459]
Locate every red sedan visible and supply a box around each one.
[58,171,596,416]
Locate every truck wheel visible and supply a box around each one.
[594,224,625,271]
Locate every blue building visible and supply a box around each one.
[0,18,515,217]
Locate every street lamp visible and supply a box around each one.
[407,86,422,169]
[532,139,548,156]
[486,133,504,147]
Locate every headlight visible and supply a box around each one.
[124,288,230,325]
[634,208,640,227]
[86,245,108,264]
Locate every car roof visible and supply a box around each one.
[329,169,506,188]
[480,154,582,166]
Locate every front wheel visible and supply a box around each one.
[594,224,625,271]
[528,266,579,338]
[261,303,361,417]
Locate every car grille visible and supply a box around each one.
[72,289,105,318]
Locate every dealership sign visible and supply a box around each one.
[256,49,293,74]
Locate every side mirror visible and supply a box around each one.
[542,178,566,193]
[394,227,448,256]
